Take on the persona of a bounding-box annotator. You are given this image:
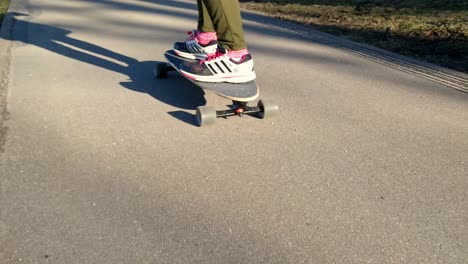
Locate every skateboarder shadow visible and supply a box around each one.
[2,13,205,125]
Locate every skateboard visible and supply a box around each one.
[154,50,278,126]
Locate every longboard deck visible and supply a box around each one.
[164,50,259,102]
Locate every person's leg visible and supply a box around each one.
[172,0,218,60]
[201,0,247,51]
[197,0,214,33]
[178,0,256,83]
[194,0,218,45]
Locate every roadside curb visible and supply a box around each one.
[0,0,24,39]
[0,9,14,39]
[0,0,23,154]
[241,9,468,93]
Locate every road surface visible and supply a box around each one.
[1,0,467,263]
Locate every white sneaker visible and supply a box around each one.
[179,47,256,83]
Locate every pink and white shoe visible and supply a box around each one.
[173,30,218,60]
[179,47,256,83]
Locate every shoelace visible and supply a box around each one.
[200,49,225,65]
[186,30,197,41]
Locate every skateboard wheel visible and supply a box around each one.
[154,62,168,78]
[196,106,216,127]
[257,100,278,119]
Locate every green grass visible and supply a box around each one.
[240,0,468,72]
[0,0,10,25]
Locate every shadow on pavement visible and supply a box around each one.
[1,12,205,126]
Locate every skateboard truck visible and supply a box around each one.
[196,100,278,126]
[217,101,257,118]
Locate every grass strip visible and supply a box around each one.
[240,0,468,73]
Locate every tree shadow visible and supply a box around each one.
[2,12,206,126]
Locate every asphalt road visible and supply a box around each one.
[1,0,467,263]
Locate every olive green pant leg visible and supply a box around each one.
[200,0,247,51]
[197,0,215,32]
